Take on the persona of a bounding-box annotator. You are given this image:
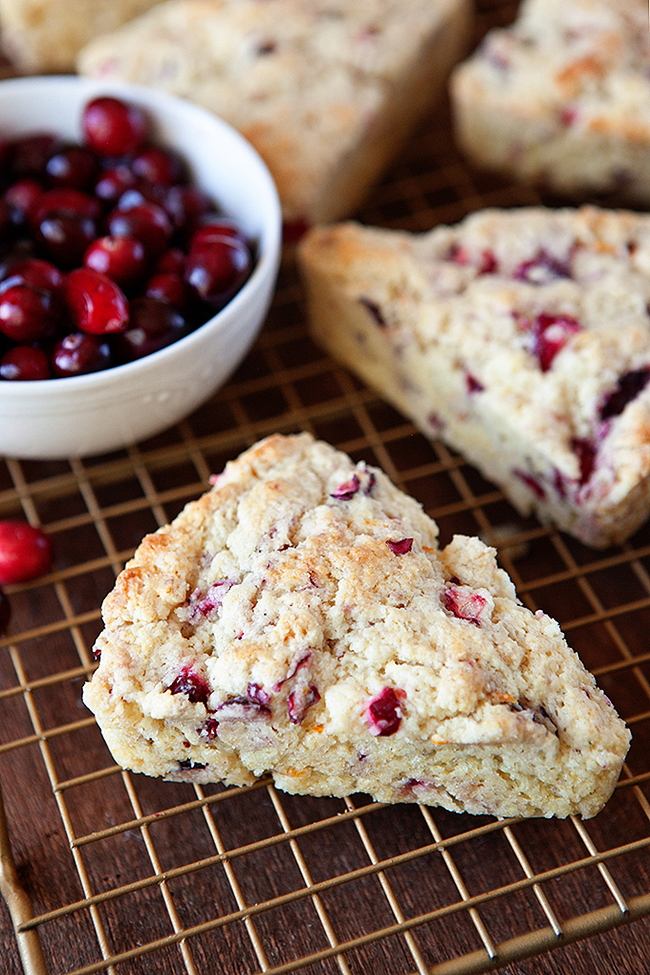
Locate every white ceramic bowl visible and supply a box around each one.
[0,75,282,459]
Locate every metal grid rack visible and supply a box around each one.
[2,1,650,972]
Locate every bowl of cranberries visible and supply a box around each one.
[0,75,282,459]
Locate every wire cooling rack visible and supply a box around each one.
[3,2,650,973]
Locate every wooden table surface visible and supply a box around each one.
[2,1,650,973]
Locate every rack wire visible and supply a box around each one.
[3,1,650,972]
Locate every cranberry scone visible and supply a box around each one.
[299,207,650,549]
[76,0,472,227]
[450,0,650,204]
[0,0,158,73]
[84,433,630,819]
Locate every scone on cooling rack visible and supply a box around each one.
[298,207,650,549]
[0,0,159,72]
[83,433,630,820]
[450,0,650,204]
[76,0,472,227]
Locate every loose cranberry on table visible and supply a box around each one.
[0,519,53,585]
[0,93,255,381]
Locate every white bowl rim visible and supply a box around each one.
[0,74,282,399]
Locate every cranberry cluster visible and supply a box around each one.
[0,95,255,380]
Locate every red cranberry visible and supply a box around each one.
[185,579,236,622]
[46,144,98,189]
[287,685,320,725]
[107,201,172,257]
[447,247,497,273]
[513,469,546,500]
[0,344,51,380]
[184,235,252,305]
[31,187,101,226]
[163,185,212,231]
[132,145,187,186]
[571,438,596,485]
[600,369,650,421]
[82,96,148,157]
[9,134,58,179]
[145,271,186,308]
[117,296,186,360]
[478,250,498,274]
[37,213,98,269]
[198,718,219,741]
[155,247,185,275]
[168,667,210,704]
[190,220,243,249]
[531,313,581,372]
[215,696,271,719]
[52,332,112,377]
[94,164,138,203]
[442,585,489,626]
[116,184,162,210]
[0,520,53,584]
[63,267,129,335]
[366,687,404,737]
[7,257,63,292]
[83,235,147,288]
[0,281,60,342]
[330,474,360,500]
[247,682,272,706]
[514,249,571,284]
[4,178,42,227]
[386,538,413,555]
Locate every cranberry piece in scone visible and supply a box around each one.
[366,687,405,737]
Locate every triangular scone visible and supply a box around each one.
[84,433,630,819]
[450,0,650,205]
[298,208,650,548]
[76,0,472,225]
